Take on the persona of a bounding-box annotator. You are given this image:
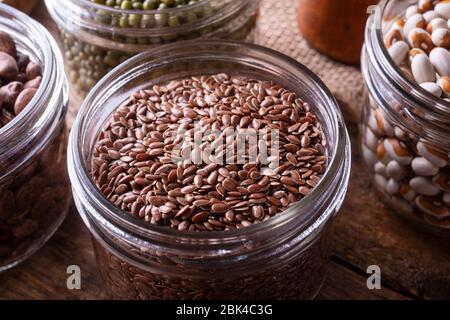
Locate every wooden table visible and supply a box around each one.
[1,3,450,301]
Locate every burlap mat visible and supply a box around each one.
[256,0,364,123]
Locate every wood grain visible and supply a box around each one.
[0,208,406,300]
[1,2,449,300]
[319,260,408,300]
[0,208,108,300]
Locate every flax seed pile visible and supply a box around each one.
[92,73,327,231]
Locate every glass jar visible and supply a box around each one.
[0,5,71,271]
[45,0,260,99]
[361,0,450,234]
[68,40,351,299]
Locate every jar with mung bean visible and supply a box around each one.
[45,0,260,99]
[0,4,71,271]
[361,0,450,234]
[68,40,351,299]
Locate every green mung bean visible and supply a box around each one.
[56,0,258,97]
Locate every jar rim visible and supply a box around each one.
[0,4,67,180]
[46,0,257,40]
[68,40,351,244]
[75,0,216,14]
[367,0,450,119]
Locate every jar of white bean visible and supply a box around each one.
[361,0,450,234]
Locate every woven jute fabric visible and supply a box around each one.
[256,0,365,123]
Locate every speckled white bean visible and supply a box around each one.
[423,10,440,23]
[374,162,387,176]
[386,160,408,180]
[420,82,443,96]
[362,144,377,169]
[375,174,388,190]
[368,110,381,135]
[376,140,391,164]
[416,195,450,218]
[431,28,450,48]
[417,141,448,168]
[437,76,450,97]
[405,14,427,38]
[418,0,433,12]
[365,127,378,150]
[429,47,450,76]
[388,41,410,66]
[435,1,450,19]
[411,157,440,176]
[410,176,441,196]
[408,28,435,53]
[433,172,450,192]
[382,114,396,137]
[411,53,437,83]
[427,17,448,33]
[408,47,427,65]
[406,5,419,19]
[387,178,400,195]
[394,127,407,140]
[400,184,417,202]
[370,109,395,137]
[391,19,405,33]
[384,138,413,165]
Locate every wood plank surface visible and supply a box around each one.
[0,206,407,300]
[1,1,449,300]
[333,124,450,300]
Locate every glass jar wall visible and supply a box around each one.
[0,4,71,271]
[361,0,450,234]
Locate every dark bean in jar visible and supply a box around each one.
[0,126,71,267]
[0,30,71,269]
[0,31,42,128]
